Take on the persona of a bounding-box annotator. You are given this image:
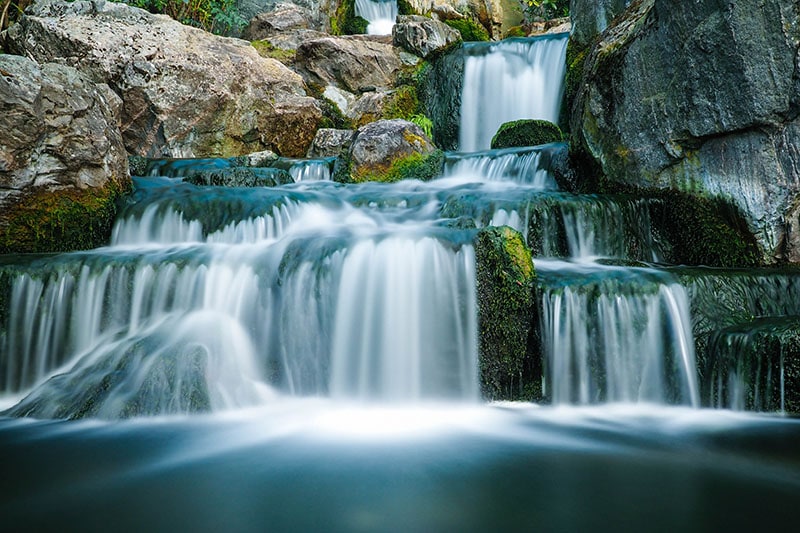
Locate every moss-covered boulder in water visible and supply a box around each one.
[475,226,539,400]
[490,119,563,150]
[335,119,443,183]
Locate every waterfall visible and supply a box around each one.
[355,0,398,36]
[442,144,560,188]
[537,261,699,406]
[460,35,568,151]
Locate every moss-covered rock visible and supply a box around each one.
[444,18,490,41]
[331,0,369,35]
[475,226,539,400]
[490,119,563,149]
[417,44,464,150]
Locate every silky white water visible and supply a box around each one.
[354,0,398,35]
[460,35,568,151]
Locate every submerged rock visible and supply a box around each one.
[6,0,322,158]
[0,54,129,253]
[336,119,441,182]
[570,0,800,262]
[474,226,538,401]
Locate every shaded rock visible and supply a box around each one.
[242,3,311,40]
[392,15,461,59]
[238,0,336,33]
[491,119,563,149]
[571,0,800,262]
[418,42,464,150]
[295,35,405,93]
[0,54,129,253]
[6,0,322,158]
[569,0,632,48]
[474,225,538,401]
[336,118,440,182]
[182,167,294,187]
[264,29,330,51]
[307,128,355,158]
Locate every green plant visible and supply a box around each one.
[525,0,569,22]
[409,114,433,138]
[114,0,245,35]
[444,19,490,42]
[1,0,31,32]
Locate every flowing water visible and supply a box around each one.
[354,0,398,36]
[1,34,799,531]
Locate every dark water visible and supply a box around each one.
[1,403,799,532]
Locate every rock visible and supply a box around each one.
[570,0,633,49]
[6,0,322,158]
[570,0,800,262]
[490,119,563,149]
[295,36,404,93]
[392,15,461,59]
[418,43,464,150]
[0,54,130,253]
[241,3,311,41]
[323,85,357,116]
[307,128,355,158]
[238,0,335,33]
[263,29,330,51]
[336,118,441,182]
[474,225,537,401]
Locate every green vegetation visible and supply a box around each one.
[560,37,589,131]
[505,26,527,38]
[0,177,131,254]
[113,0,245,34]
[525,0,569,21]
[396,0,416,16]
[331,0,368,35]
[444,19,490,42]
[475,226,539,401]
[348,150,444,183]
[251,40,295,65]
[490,119,563,149]
[0,0,31,32]
[409,114,433,137]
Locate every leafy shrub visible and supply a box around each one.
[115,0,245,35]
[409,114,433,138]
[525,0,569,22]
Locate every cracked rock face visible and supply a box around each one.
[6,0,322,158]
[0,54,127,206]
[571,0,800,262]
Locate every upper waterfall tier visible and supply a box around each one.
[459,34,568,152]
[355,0,398,35]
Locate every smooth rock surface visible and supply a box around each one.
[242,3,313,41]
[307,128,355,157]
[393,15,461,58]
[571,0,800,262]
[6,0,322,158]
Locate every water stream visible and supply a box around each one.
[354,0,398,36]
[1,33,799,531]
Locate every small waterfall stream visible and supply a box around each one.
[1,31,800,532]
[354,0,398,35]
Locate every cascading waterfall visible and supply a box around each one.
[354,0,398,35]
[460,35,568,151]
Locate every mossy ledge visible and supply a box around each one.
[331,0,368,35]
[0,177,131,254]
[491,119,563,149]
[338,149,445,183]
[475,226,540,401]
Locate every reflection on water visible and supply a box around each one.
[1,403,799,532]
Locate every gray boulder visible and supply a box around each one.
[0,54,129,253]
[295,36,405,93]
[238,0,336,32]
[571,0,800,262]
[6,0,322,158]
[340,119,439,183]
[242,3,313,41]
[307,128,355,158]
[393,15,461,59]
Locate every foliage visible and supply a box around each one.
[396,0,416,16]
[409,114,433,138]
[525,0,569,22]
[490,119,563,149]
[0,0,30,33]
[350,150,444,183]
[444,19,489,42]
[113,0,245,35]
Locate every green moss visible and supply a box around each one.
[0,177,131,254]
[383,85,421,120]
[490,119,563,149]
[560,36,589,131]
[349,149,444,183]
[444,19,490,42]
[505,26,527,38]
[251,40,296,65]
[475,226,538,401]
[397,0,416,15]
[648,190,761,267]
[332,0,369,35]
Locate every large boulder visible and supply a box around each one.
[571,0,800,262]
[242,3,314,41]
[406,0,509,39]
[6,0,322,158]
[335,118,441,182]
[392,15,461,59]
[295,36,406,93]
[0,54,129,253]
[238,0,336,33]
